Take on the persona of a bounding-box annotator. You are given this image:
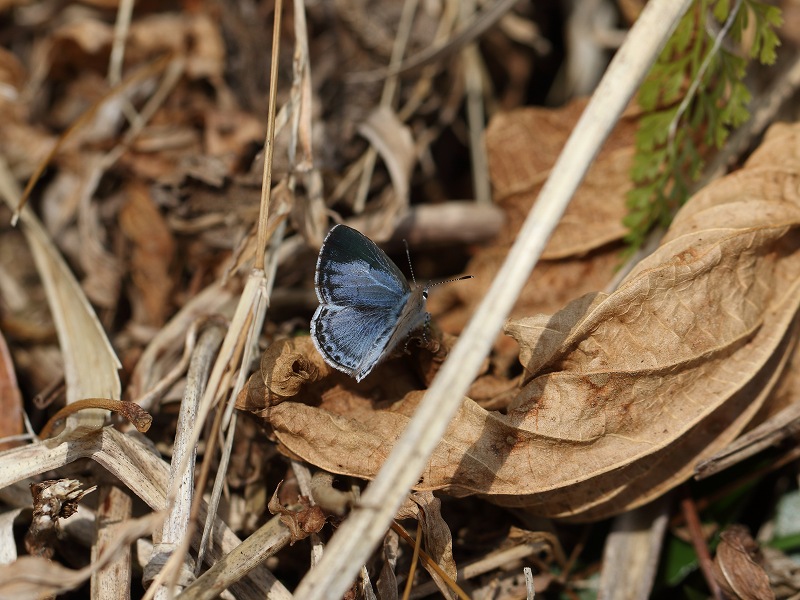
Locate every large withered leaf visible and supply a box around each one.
[429,100,633,363]
[256,122,800,520]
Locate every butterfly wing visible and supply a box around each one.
[311,303,406,381]
[314,224,410,308]
[312,224,414,381]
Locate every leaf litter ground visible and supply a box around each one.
[1,1,800,599]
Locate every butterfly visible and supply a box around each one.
[310,224,435,382]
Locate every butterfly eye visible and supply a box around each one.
[422,290,428,300]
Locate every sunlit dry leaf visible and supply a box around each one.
[429,99,632,363]
[486,98,636,259]
[236,337,324,415]
[357,106,416,238]
[257,120,800,521]
[694,336,800,479]
[0,160,121,427]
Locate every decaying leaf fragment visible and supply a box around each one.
[397,492,457,599]
[268,485,326,544]
[712,525,775,600]
[245,122,800,521]
[25,479,96,559]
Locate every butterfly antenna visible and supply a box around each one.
[403,237,473,289]
[429,274,474,288]
[403,238,417,286]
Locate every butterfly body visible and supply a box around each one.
[311,224,429,382]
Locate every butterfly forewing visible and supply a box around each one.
[315,224,410,308]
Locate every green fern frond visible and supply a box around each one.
[624,0,782,253]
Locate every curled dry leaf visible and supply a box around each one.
[245,121,800,521]
[356,106,416,238]
[268,485,327,544]
[236,337,324,416]
[396,492,457,599]
[712,525,774,600]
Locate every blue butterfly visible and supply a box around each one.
[311,224,432,382]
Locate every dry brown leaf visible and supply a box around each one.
[0,329,23,451]
[0,159,121,431]
[397,492,457,600]
[487,99,636,259]
[428,99,633,366]
[119,182,176,327]
[712,525,775,600]
[236,337,325,415]
[49,13,225,82]
[246,120,800,521]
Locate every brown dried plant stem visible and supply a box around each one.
[400,519,422,600]
[255,0,284,271]
[391,521,469,600]
[679,488,724,600]
[291,1,693,598]
[39,398,151,440]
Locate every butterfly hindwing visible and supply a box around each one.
[311,303,404,381]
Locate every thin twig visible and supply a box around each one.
[255,0,284,271]
[107,0,135,86]
[401,519,423,600]
[347,0,521,83]
[679,487,724,600]
[461,0,491,206]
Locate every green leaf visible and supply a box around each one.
[626,0,783,252]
